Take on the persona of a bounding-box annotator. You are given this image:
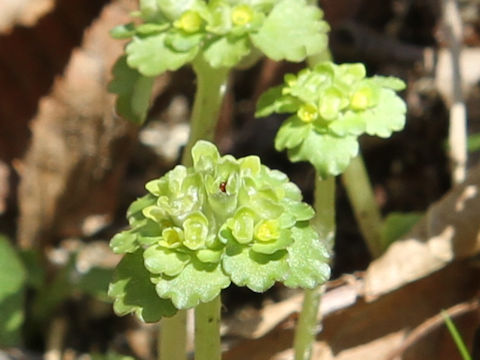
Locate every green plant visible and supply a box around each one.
[108,1,331,359]
[109,141,330,357]
[107,1,409,360]
[256,62,407,359]
[442,310,472,360]
[0,235,27,347]
[256,62,407,177]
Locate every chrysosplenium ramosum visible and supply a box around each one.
[111,0,328,75]
[109,141,330,322]
[256,62,407,178]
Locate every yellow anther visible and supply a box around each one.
[174,10,203,33]
[232,5,254,26]
[298,103,318,123]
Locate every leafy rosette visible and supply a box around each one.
[256,62,407,178]
[109,141,330,322]
[111,0,329,76]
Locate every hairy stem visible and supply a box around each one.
[159,310,188,360]
[181,56,229,166]
[342,155,383,258]
[294,175,335,360]
[195,295,222,360]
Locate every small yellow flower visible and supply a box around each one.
[297,103,318,123]
[351,86,374,110]
[255,220,280,242]
[232,5,254,26]
[174,10,203,33]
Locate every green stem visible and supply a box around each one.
[159,310,188,360]
[294,175,335,360]
[341,154,383,258]
[181,57,230,166]
[194,295,221,360]
[161,58,229,360]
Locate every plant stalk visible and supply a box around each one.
[294,175,335,360]
[341,154,383,258]
[181,56,230,166]
[195,295,222,360]
[159,310,188,360]
[161,57,229,360]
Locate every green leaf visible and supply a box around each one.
[32,257,75,322]
[283,201,315,221]
[255,86,300,117]
[251,0,329,62]
[110,23,136,39]
[109,251,177,322]
[0,236,26,347]
[285,131,359,178]
[363,88,407,138]
[126,33,198,76]
[222,242,288,292]
[192,140,221,172]
[136,23,170,35]
[77,267,114,302]
[154,261,230,309]
[202,36,250,68]
[373,76,406,91]
[275,116,313,150]
[467,132,480,153]
[108,56,154,124]
[251,229,293,254]
[442,311,473,360]
[283,224,330,288]
[144,245,190,276]
[110,230,139,254]
[158,0,197,21]
[381,212,422,248]
[18,249,45,289]
[127,194,157,224]
[328,111,366,137]
[165,31,204,52]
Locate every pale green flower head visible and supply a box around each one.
[110,0,329,76]
[256,62,407,177]
[109,141,330,322]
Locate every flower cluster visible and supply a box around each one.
[109,141,330,322]
[256,62,407,177]
[111,0,329,76]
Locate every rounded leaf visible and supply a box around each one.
[109,251,177,322]
[144,246,189,276]
[154,261,230,309]
[222,242,288,292]
[284,224,330,288]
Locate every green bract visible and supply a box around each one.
[109,141,330,321]
[111,0,329,76]
[256,62,407,178]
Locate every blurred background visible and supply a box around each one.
[0,0,480,359]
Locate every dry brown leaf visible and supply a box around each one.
[16,0,155,248]
[0,0,54,33]
[364,162,480,298]
[0,0,111,162]
[223,263,480,360]
[225,276,361,340]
